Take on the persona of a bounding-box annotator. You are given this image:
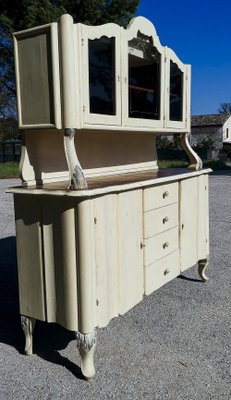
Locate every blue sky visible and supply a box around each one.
[137,0,231,116]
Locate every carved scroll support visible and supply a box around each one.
[76,331,97,380]
[21,315,36,355]
[198,258,209,282]
[181,132,203,170]
[64,128,88,190]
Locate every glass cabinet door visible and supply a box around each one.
[123,19,164,128]
[81,24,121,126]
[165,48,189,129]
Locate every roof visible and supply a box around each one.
[191,113,231,127]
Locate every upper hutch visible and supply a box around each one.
[13,14,197,188]
[10,15,210,380]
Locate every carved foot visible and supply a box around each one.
[76,331,97,380]
[21,315,36,355]
[198,258,209,282]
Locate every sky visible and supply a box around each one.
[136,0,231,116]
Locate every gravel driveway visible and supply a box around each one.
[0,173,230,400]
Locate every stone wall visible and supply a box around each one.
[190,126,223,150]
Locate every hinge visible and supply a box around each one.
[164,56,167,62]
[94,217,97,224]
[83,105,86,112]
[82,38,84,46]
[140,242,146,249]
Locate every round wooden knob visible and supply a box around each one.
[163,191,169,198]
[163,242,169,249]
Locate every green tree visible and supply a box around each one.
[0,0,140,139]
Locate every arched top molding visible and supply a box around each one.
[125,16,162,50]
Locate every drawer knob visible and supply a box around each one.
[163,241,169,249]
[163,216,169,224]
[164,269,170,275]
[163,191,169,199]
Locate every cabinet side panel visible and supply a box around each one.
[14,195,46,320]
[42,197,78,331]
[93,195,119,328]
[16,30,55,126]
[205,174,210,256]
[197,175,209,260]
[180,177,198,271]
[197,175,206,259]
[117,190,143,315]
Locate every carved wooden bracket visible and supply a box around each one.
[64,128,88,190]
[181,132,203,170]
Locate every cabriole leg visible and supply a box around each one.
[198,258,209,282]
[21,315,36,355]
[76,331,97,380]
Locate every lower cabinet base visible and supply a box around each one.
[14,171,210,380]
[20,257,209,380]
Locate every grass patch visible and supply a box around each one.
[158,160,188,168]
[0,162,19,178]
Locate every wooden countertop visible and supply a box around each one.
[7,168,212,197]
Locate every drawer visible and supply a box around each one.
[144,203,178,238]
[144,250,180,295]
[144,226,179,266]
[143,182,178,211]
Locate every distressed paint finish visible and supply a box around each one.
[180,176,198,272]
[117,190,143,315]
[14,194,46,321]
[11,14,211,381]
[12,170,210,379]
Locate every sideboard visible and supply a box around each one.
[9,14,211,379]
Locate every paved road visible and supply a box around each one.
[0,174,230,400]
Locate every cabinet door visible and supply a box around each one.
[122,17,164,129]
[180,177,198,271]
[93,190,143,326]
[180,175,209,272]
[81,23,122,126]
[165,47,190,130]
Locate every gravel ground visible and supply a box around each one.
[0,174,230,400]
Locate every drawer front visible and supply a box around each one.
[144,182,178,211]
[144,226,179,266]
[144,250,180,295]
[144,203,178,238]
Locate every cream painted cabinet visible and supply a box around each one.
[10,13,211,380]
[143,182,180,295]
[10,171,210,379]
[180,174,209,272]
[13,15,190,133]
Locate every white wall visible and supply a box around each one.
[223,116,231,143]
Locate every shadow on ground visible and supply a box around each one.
[0,236,83,379]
